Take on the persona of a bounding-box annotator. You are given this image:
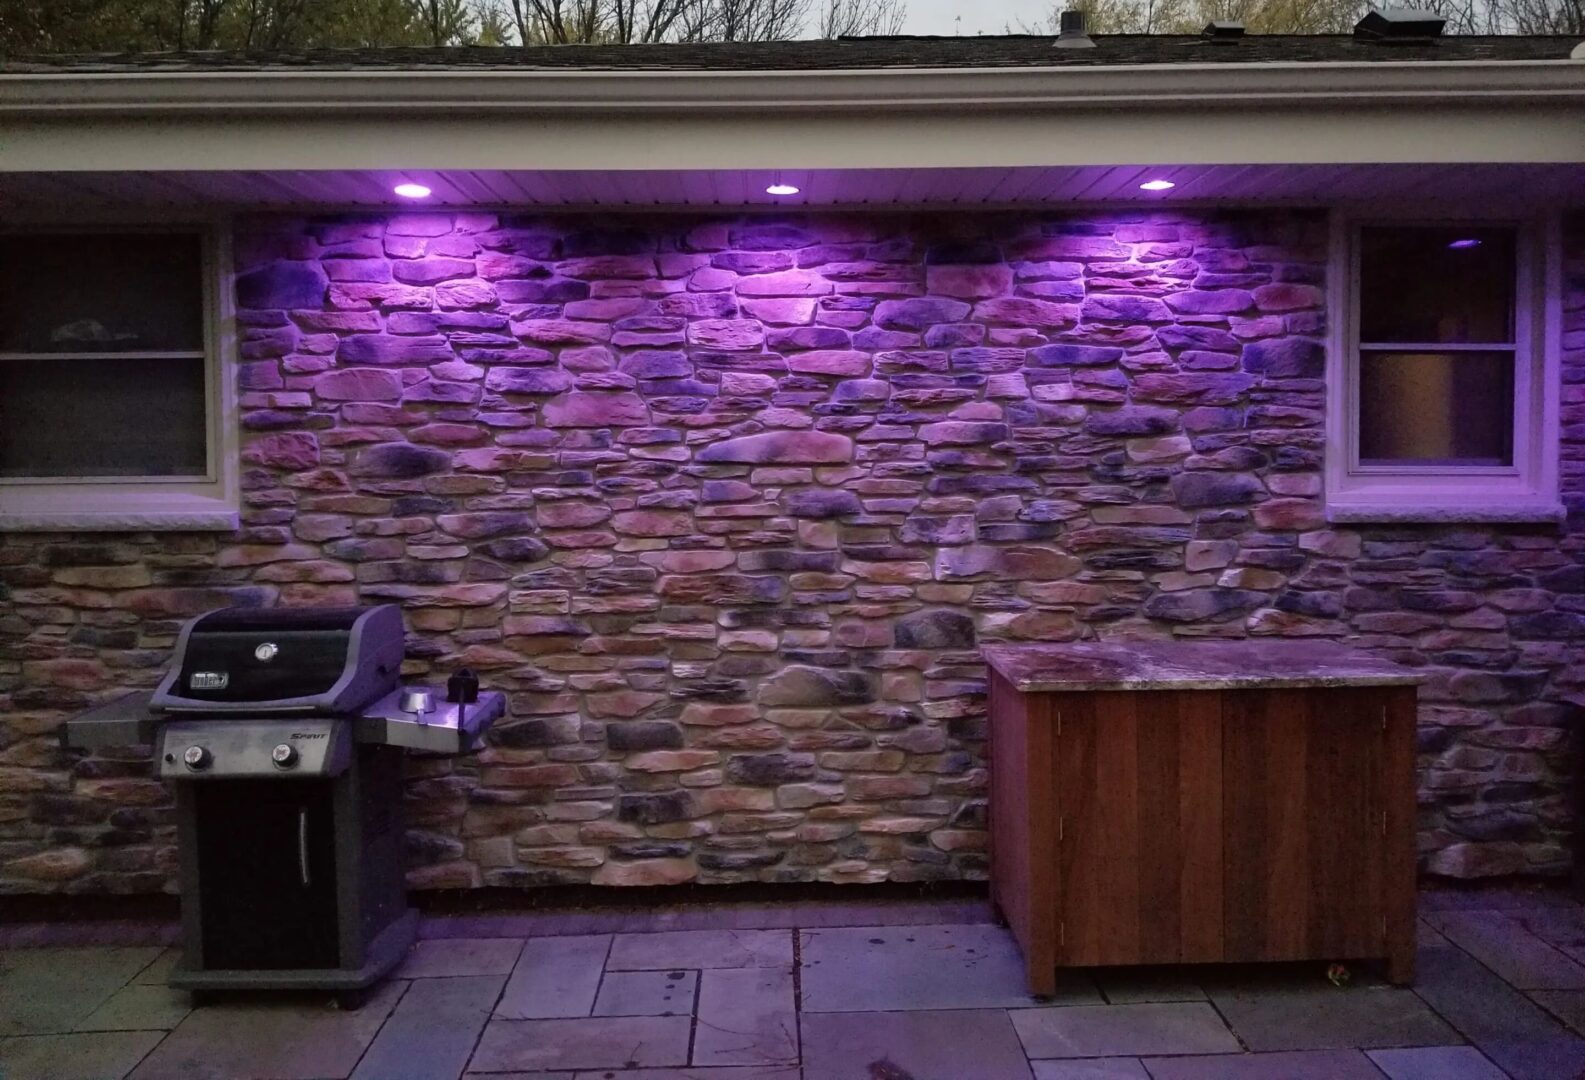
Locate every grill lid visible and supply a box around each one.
[151,605,404,715]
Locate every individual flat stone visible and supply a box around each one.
[1206,986,1459,1051]
[0,1031,165,1080]
[982,639,1420,693]
[0,947,163,1036]
[495,935,610,1019]
[800,924,1091,1012]
[396,938,525,978]
[1031,1060,1150,1079]
[1141,1050,1385,1079]
[606,930,791,971]
[75,983,192,1032]
[1011,1003,1241,1058]
[1367,1046,1511,1080]
[592,970,697,1017]
[1413,944,1585,1080]
[129,978,402,1080]
[353,974,503,1080]
[801,1009,1034,1080]
[692,967,798,1067]
[468,1016,691,1072]
[1427,910,1585,990]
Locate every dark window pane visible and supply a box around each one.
[0,356,207,478]
[1359,226,1515,344]
[1358,350,1514,467]
[0,233,204,353]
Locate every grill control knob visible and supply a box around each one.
[182,745,211,770]
[271,743,298,769]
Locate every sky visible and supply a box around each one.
[899,0,1055,36]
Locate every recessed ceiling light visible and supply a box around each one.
[393,182,432,199]
[1447,238,1482,250]
[1139,179,1176,192]
[766,183,800,196]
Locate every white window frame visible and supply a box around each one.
[0,222,239,532]
[1325,210,1563,524]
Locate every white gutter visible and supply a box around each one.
[1,60,1583,115]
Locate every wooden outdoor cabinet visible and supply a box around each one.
[985,641,1421,995]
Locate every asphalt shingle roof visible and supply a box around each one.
[4,34,1581,73]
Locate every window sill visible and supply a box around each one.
[0,510,239,532]
[1325,501,1566,525]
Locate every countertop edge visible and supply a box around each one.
[1003,674,1427,693]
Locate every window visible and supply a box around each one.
[1327,217,1560,522]
[0,228,237,531]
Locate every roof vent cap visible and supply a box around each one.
[1202,20,1246,41]
[1055,10,1098,49]
[1354,8,1447,41]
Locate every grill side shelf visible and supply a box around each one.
[60,690,161,749]
[356,688,506,754]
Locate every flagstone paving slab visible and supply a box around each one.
[1428,910,1585,990]
[468,1016,692,1073]
[1207,985,1460,1051]
[692,967,797,1067]
[605,930,791,972]
[1530,988,1585,1034]
[570,1070,800,1079]
[353,974,503,1080]
[801,1009,1034,1080]
[496,935,610,1020]
[0,947,164,1036]
[0,1030,166,1080]
[1094,969,1206,1004]
[128,980,404,1080]
[1030,1059,1150,1079]
[592,970,698,1017]
[1011,1003,1241,1059]
[397,937,525,979]
[1140,1050,1386,1079]
[75,983,192,1033]
[800,924,1090,1012]
[1413,944,1585,1080]
[1366,1046,1512,1080]
[132,951,179,987]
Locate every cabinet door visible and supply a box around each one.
[1222,688,1386,962]
[1055,690,1224,967]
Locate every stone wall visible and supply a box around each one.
[1,210,1581,894]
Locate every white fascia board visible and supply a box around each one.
[0,61,1582,173]
[1,60,1583,114]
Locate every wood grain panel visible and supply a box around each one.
[988,671,1057,995]
[1223,688,1312,962]
[1383,684,1419,984]
[1305,687,1385,960]
[1057,691,1222,967]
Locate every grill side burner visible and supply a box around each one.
[62,604,504,1004]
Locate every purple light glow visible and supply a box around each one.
[766,183,800,196]
[1139,179,1175,192]
[1448,238,1482,250]
[393,182,432,199]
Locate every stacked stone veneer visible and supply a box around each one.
[2,210,1583,894]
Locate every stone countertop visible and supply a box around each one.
[982,640,1425,693]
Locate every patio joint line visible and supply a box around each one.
[344,974,412,1079]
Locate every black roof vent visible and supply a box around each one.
[1202,20,1246,42]
[1055,10,1098,49]
[1354,8,1447,42]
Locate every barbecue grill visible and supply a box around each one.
[62,604,504,1005]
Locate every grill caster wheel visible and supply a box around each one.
[332,989,368,1011]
